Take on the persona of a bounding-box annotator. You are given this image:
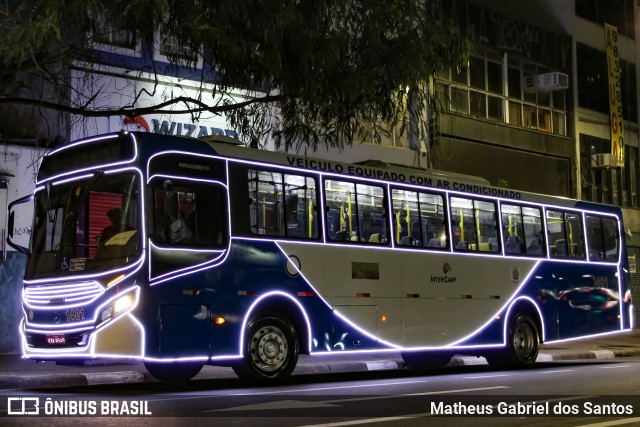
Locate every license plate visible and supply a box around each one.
[46,334,66,345]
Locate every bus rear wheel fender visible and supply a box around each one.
[233,315,299,383]
[487,310,540,369]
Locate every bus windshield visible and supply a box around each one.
[26,171,141,279]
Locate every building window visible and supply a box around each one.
[580,133,640,208]
[89,14,137,53]
[436,55,569,136]
[577,43,637,122]
[576,0,635,39]
[154,33,202,68]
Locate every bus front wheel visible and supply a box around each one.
[144,361,203,383]
[487,312,539,369]
[233,315,299,383]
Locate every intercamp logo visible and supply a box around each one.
[7,397,39,415]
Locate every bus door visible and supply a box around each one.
[147,174,229,358]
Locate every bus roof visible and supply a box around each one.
[199,136,491,186]
[195,135,620,214]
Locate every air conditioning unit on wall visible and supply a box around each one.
[537,72,569,91]
[591,153,618,168]
[523,72,569,92]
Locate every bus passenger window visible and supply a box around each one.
[475,200,499,252]
[546,210,585,260]
[248,170,318,239]
[357,183,387,243]
[325,180,356,242]
[451,197,498,253]
[500,204,543,257]
[451,197,477,251]
[151,180,227,248]
[325,180,387,244]
[565,212,585,259]
[391,189,447,249]
[420,192,447,249]
[522,207,544,256]
[602,218,619,261]
[501,204,525,255]
[547,210,566,258]
[586,215,619,262]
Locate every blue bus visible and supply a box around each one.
[8,132,634,383]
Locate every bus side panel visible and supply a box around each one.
[159,304,212,357]
[549,262,625,340]
[279,242,539,348]
[207,240,385,356]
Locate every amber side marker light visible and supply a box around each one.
[214,317,226,325]
[106,274,125,288]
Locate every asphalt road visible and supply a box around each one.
[3,358,640,426]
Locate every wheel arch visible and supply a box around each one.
[240,291,312,355]
[504,296,545,343]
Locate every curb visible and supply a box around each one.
[0,371,144,391]
[2,347,640,390]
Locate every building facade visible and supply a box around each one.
[304,0,640,327]
[2,0,640,354]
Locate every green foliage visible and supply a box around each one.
[0,0,472,149]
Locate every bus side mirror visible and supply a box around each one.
[6,193,33,255]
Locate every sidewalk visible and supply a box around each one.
[1,330,639,391]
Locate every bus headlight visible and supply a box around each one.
[97,287,138,327]
[114,294,134,314]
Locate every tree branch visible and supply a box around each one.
[0,93,288,118]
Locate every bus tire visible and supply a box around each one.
[233,315,299,383]
[487,312,539,369]
[144,361,203,383]
[401,351,452,370]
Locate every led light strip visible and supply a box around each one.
[24,281,104,310]
[24,286,139,334]
[24,167,147,284]
[239,291,313,354]
[39,134,136,185]
[21,287,141,357]
[148,242,229,286]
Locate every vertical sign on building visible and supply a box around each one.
[605,23,625,167]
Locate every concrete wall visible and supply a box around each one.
[0,144,44,354]
[0,252,26,354]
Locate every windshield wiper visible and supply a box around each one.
[67,170,103,225]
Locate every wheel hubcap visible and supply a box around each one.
[513,321,536,359]
[251,325,288,372]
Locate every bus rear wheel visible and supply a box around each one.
[233,315,299,383]
[401,351,452,370]
[144,361,203,383]
[486,312,539,369]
